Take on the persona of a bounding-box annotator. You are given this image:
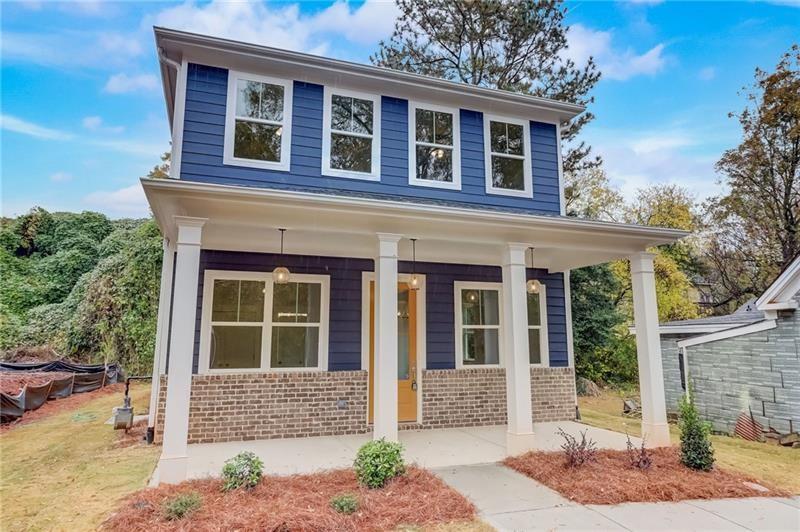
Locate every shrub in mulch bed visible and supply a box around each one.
[504,447,789,505]
[102,467,475,531]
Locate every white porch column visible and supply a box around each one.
[502,243,535,454]
[157,217,206,484]
[373,233,401,441]
[630,252,671,447]
[148,237,176,429]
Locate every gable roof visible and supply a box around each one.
[755,254,800,311]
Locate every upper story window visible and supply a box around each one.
[408,102,461,189]
[199,270,330,373]
[455,282,502,368]
[322,88,381,180]
[223,71,293,171]
[484,115,532,198]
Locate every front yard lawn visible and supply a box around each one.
[578,390,800,494]
[0,382,159,531]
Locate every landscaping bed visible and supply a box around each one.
[504,447,788,505]
[103,467,475,531]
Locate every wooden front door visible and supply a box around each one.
[368,281,418,423]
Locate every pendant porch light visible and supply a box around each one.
[526,246,543,295]
[409,238,420,290]
[273,228,290,284]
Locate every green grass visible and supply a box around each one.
[579,390,800,494]
[0,383,159,531]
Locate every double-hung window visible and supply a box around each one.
[409,103,460,189]
[484,115,532,197]
[527,286,549,366]
[455,282,502,367]
[224,71,293,171]
[200,271,329,372]
[322,88,381,180]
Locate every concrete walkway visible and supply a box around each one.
[435,464,800,531]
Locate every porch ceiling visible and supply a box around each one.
[142,178,688,272]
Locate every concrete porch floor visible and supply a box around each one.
[153,421,639,483]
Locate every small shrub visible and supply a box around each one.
[625,433,652,470]
[330,493,359,514]
[557,427,597,467]
[354,438,405,488]
[678,394,715,471]
[163,492,202,520]
[222,451,264,491]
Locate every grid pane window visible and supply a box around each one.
[489,120,526,191]
[414,108,455,183]
[527,291,545,365]
[460,288,501,365]
[232,79,286,163]
[329,94,375,174]
[270,282,322,368]
[209,279,266,370]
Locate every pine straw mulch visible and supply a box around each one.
[504,447,790,505]
[103,467,476,532]
[0,383,123,433]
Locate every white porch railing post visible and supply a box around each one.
[373,233,401,441]
[502,243,535,454]
[148,237,176,429]
[157,216,206,484]
[630,252,671,447]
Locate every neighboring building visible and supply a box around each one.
[658,257,800,435]
[145,27,686,484]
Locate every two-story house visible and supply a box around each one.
[145,27,687,484]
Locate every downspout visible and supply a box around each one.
[157,46,181,72]
[680,345,691,400]
[156,47,186,180]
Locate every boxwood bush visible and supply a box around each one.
[221,451,264,491]
[353,438,405,488]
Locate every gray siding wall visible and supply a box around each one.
[660,335,685,413]
[672,296,800,434]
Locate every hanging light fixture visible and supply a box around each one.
[273,228,290,284]
[409,238,420,290]
[526,246,543,295]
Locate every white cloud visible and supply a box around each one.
[50,172,73,183]
[103,73,159,94]
[1,30,143,69]
[698,66,716,81]
[1,114,73,140]
[82,115,124,133]
[566,24,667,81]
[150,0,397,56]
[83,184,149,217]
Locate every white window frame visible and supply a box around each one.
[527,284,550,367]
[454,281,504,369]
[483,114,533,198]
[408,101,461,190]
[322,87,382,181]
[198,270,330,374]
[223,71,293,171]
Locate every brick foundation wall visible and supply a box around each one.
[155,367,576,443]
[155,371,369,444]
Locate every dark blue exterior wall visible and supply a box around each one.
[180,63,562,215]
[186,250,569,373]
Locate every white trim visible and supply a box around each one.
[407,101,461,190]
[223,70,293,171]
[527,284,549,367]
[454,281,504,369]
[483,114,533,198]
[321,87,381,181]
[360,272,426,425]
[563,270,575,368]
[169,59,188,179]
[657,324,744,335]
[198,270,330,373]
[556,122,565,216]
[755,256,800,310]
[677,319,778,349]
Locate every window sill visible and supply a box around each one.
[485,185,533,198]
[201,367,328,375]
[409,177,461,190]
[223,154,290,172]
[322,168,381,181]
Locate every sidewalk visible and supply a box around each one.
[435,463,800,531]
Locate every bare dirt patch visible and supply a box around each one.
[115,419,149,448]
[0,371,74,394]
[103,467,475,532]
[0,382,124,433]
[504,447,789,505]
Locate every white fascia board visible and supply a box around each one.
[640,324,740,335]
[154,27,584,126]
[755,256,800,310]
[677,319,777,349]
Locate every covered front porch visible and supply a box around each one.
[143,178,686,485]
[151,421,640,483]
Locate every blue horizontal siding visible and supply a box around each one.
[182,250,569,372]
[180,63,562,215]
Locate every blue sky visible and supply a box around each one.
[1,0,798,218]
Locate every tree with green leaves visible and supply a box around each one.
[373,0,601,174]
[704,45,800,310]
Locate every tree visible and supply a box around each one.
[564,167,624,221]
[706,45,800,308]
[373,0,601,174]
[146,151,171,179]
